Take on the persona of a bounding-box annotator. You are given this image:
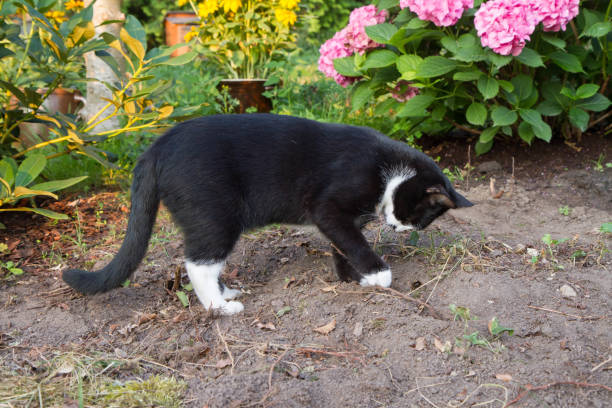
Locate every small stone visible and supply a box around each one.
[353,322,363,337]
[527,248,539,257]
[477,160,502,174]
[560,284,577,298]
[490,249,503,257]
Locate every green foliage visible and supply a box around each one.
[1,260,23,276]
[0,0,200,217]
[330,0,611,153]
[122,0,177,48]
[0,154,86,220]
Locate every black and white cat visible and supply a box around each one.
[63,114,473,315]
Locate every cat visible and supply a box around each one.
[63,114,473,315]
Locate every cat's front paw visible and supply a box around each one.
[360,269,392,287]
[220,301,244,315]
[222,287,242,300]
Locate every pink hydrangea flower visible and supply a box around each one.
[391,81,420,102]
[345,5,389,54]
[318,28,357,88]
[399,0,473,27]
[474,0,539,56]
[318,5,388,86]
[531,0,580,32]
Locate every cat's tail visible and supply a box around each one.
[62,154,159,294]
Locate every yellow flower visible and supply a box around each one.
[45,10,67,24]
[275,8,296,26]
[220,0,241,13]
[65,0,84,11]
[177,0,189,6]
[184,26,198,42]
[198,0,219,17]
[279,0,299,9]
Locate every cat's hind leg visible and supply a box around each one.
[186,260,244,315]
[183,220,244,315]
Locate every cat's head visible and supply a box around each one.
[381,173,473,232]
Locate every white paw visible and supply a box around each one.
[360,269,392,287]
[220,301,244,315]
[222,287,241,300]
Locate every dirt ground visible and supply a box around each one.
[1,136,611,407]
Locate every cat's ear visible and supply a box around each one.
[425,185,456,208]
[451,191,474,208]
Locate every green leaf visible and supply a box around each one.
[15,155,46,187]
[403,17,429,29]
[94,50,122,79]
[477,76,499,100]
[600,222,612,234]
[488,52,512,69]
[0,46,14,59]
[0,207,69,219]
[575,84,599,99]
[396,54,422,79]
[536,100,563,116]
[30,176,88,193]
[475,138,493,155]
[518,122,535,144]
[333,56,361,77]
[568,107,589,131]
[580,21,612,38]
[453,70,482,81]
[541,35,566,49]
[576,94,611,112]
[491,106,518,127]
[0,159,15,190]
[519,109,552,142]
[176,291,189,307]
[362,49,397,69]
[515,47,544,67]
[276,306,292,317]
[415,56,458,78]
[466,102,487,126]
[124,14,147,50]
[479,126,499,144]
[498,80,514,92]
[488,317,514,336]
[158,50,197,66]
[396,94,436,117]
[351,82,375,112]
[511,74,533,102]
[365,23,398,44]
[548,51,584,73]
[376,0,399,9]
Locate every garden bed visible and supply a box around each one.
[1,137,610,407]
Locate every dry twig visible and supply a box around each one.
[527,305,606,320]
[505,381,612,407]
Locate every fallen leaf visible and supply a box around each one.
[137,313,157,325]
[215,358,232,369]
[489,177,504,199]
[256,321,276,331]
[321,284,338,293]
[434,337,451,353]
[414,337,426,351]
[495,373,512,382]
[283,276,296,289]
[314,318,336,335]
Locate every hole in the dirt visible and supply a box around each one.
[411,280,422,290]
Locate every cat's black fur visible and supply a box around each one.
[63,114,472,312]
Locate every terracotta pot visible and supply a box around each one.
[164,11,199,57]
[218,79,273,114]
[11,88,84,147]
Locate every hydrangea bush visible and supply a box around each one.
[319,0,611,153]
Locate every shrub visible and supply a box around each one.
[319,0,611,153]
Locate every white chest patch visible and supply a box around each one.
[376,167,416,232]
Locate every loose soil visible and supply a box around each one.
[1,136,610,407]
